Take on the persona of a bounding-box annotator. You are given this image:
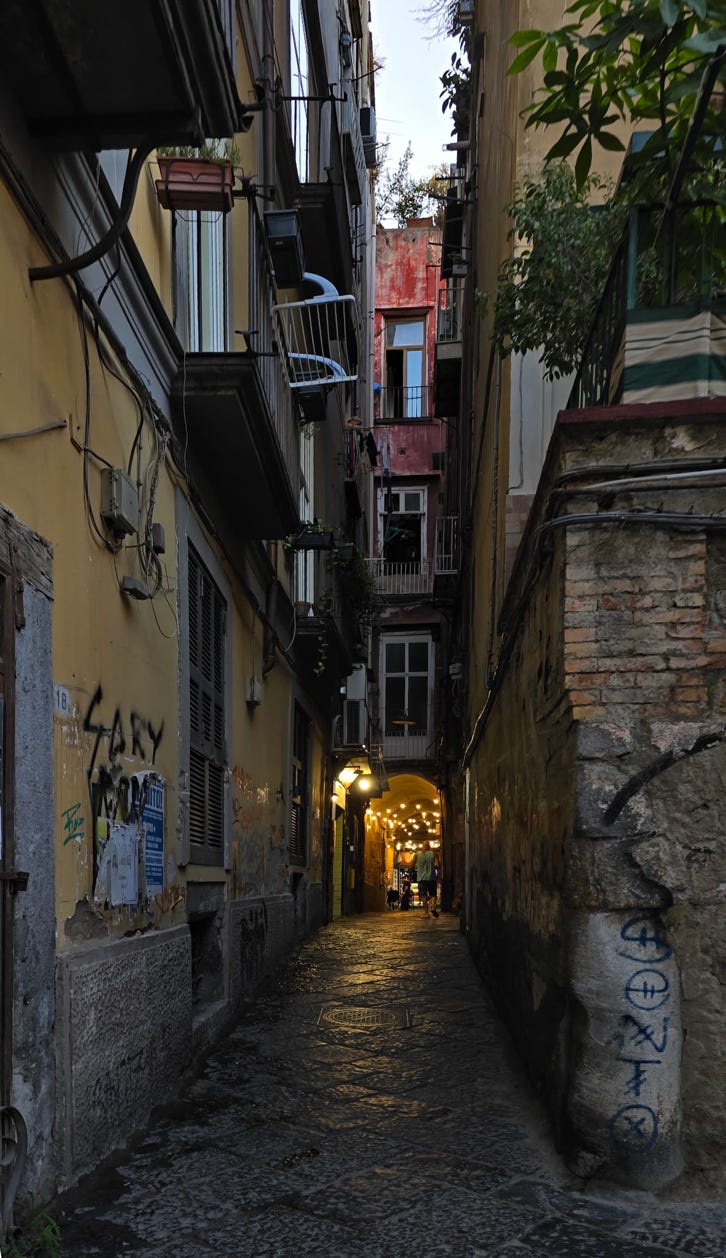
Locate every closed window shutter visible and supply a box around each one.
[188,545,226,863]
[289,702,310,866]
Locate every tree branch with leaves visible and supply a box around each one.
[509,0,726,196]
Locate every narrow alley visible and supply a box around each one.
[57,914,725,1258]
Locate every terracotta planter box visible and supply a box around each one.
[155,158,235,213]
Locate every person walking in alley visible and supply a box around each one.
[416,842,439,918]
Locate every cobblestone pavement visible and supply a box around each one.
[58,914,725,1257]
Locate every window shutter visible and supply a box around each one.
[188,545,226,864]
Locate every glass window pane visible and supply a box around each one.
[408,676,428,732]
[386,320,424,347]
[385,642,405,673]
[408,641,429,672]
[405,348,423,387]
[385,677,406,734]
[403,492,421,512]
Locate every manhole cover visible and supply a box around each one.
[317,1004,411,1029]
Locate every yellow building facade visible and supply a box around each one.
[0,0,377,1217]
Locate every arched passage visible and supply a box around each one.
[364,772,442,912]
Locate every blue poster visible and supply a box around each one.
[140,777,165,898]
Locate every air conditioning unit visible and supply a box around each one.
[343,698,366,746]
[346,663,367,701]
[359,106,377,168]
[332,699,367,749]
[264,209,305,288]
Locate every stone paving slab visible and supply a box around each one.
[55,914,725,1257]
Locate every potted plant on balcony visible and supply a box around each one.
[285,521,336,552]
[155,141,239,213]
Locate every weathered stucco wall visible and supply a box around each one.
[468,406,726,1189]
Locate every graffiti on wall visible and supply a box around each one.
[608,914,678,1154]
[61,802,85,846]
[83,685,164,798]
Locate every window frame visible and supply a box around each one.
[383,316,427,419]
[377,483,428,565]
[289,700,311,867]
[173,209,229,353]
[176,491,232,872]
[380,632,433,741]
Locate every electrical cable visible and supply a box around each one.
[463,506,726,769]
[74,281,120,553]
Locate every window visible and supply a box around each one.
[174,211,228,352]
[383,637,431,737]
[289,702,310,865]
[290,0,311,182]
[384,318,425,417]
[378,486,426,566]
[188,544,226,864]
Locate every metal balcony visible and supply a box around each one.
[434,517,459,575]
[339,86,367,206]
[437,282,465,346]
[433,516,459,602]
[170,208,299,540]
[273,292,359,388]
[368,558,432,596]
[374,385,434,422]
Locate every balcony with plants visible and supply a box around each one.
[291,541,378,680]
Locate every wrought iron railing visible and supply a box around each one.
[434,516,459,575]
[568,202,726,409]
[339,83,367,206]
[437,281,465,343]
[248,207,299,486]
[374,384,434,421]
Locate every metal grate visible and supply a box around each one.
[317,1005,411,1029]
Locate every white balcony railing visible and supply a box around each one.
[434,516,459,575]
[273,293,359,388]
[368,558,432,596]
[382,730,432,761]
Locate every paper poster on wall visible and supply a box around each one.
[95,822,139,906]
[141,777,165,898]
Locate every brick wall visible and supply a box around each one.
[468,409,726,1189]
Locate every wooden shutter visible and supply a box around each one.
[188,545,226,864]
[289,702,310,866]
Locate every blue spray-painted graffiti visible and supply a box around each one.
[608,914,676,1154]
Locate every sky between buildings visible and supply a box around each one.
[369,1,460,181]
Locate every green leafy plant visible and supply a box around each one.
[508,0,726,196]
[375,144,450,226]
[157,139,241,166]
[4,1203,66,1258]
[440,52,471,138]
[313,589,334,676]
[492,162,622,378]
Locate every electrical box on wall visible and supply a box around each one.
[100,467,139,536]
